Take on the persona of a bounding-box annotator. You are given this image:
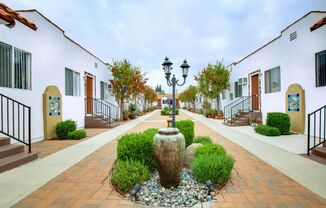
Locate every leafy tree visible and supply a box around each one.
[195,61,230,111]
[155,84,162,94]
[143,85,157,110]
[110,60,147,120]
[179,85,198,110]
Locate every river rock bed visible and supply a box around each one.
[126,168,214,207]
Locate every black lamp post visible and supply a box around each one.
[162,57,190,127]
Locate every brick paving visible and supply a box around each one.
[13,111,326,208]
[25,128,108,159]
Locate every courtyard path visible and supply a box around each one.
[10,110,326,208]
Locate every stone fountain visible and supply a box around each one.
[153,128,185,188]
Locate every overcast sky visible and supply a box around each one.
[3,0,326,92]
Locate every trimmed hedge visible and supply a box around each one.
[117,132,156,170]
[195,143,226,158]
[111,159,150,191]
[266,112,290,134]
[161,109,179,115]
[143,128,158,138]
[255,125,281,136]
[193,136,213,145]
[191,153,234,185]
[55,119,77,139]
[67,130,87,140]
[176,120,194,147]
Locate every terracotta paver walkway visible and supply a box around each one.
[26,129,108,159]
[13,111,326,208]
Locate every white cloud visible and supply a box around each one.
[2,0,326,92]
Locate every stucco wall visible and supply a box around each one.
[221,12,326,134]
[0,11,117,142]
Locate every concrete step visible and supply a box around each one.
[0,144,24,159]
[311,147,326,159]
[0,152,38,173]
[0,138,10,146]
[85,116,119,128]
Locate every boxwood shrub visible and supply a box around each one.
[193,136,213,145]
[143,128,158,138]
[67,130,87,140]
[195,143,226,158]
[111,159,150,191]
[176,120,194,147]
[117,132,156,170]
[55,119,77,139]
[191,153,234,185]
[254,125,281,136]
[266,112,290,134]
[161,109,179,115]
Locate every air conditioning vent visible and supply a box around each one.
[238,77,248,85]
[290,31,297,41]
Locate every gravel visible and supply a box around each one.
[126,168,214,207]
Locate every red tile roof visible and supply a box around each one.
[0,3,37,30]
[310,16,326,31]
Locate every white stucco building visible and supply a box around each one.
[0,8,118,143]
[221,11,326,133]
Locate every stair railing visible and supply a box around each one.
[0,93,31,153]
[85,98,118,124]
[224,96,249,123]
[307,105,326,155]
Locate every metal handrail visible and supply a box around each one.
[224,96,249,122]
[307,105,326,155]
[85,98,118,124]
[98,99,119,122]
[0,93,31,153]
[230,96,252,125]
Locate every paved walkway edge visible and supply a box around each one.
[182,110,326,199]
[0,110,158,208]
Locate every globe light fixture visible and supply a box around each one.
[162,57,190,127]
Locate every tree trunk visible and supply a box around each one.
[120,98,124,121]
[216,94,221,112]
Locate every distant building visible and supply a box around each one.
[157,94,180,109]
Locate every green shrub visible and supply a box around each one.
[163,106,169,111]
[55,119,77,139]
[254,125,281,136]
[67,130,87,140]
[266,112,290,134]
[176,120,194,147]
[117,133,156,170]
[161,109,168,115]
[195,143,226,157]
[143,128,158,138]
[161,109,179,115]
[111,159,150,191]
[191,154,234,185]
[193,136,213,145]
[128,103,137,112]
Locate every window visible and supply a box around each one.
[234,81,242,98]
[265,67,281,93]
[65,68,80,96]
[14,48,31,89]
[0,42,31,89]
[230,93,234,100]
[222,90,227,100]
[0,42,12,88]
[316,50,326,87]
[100,81,109,100]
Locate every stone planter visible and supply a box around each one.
[153,128,185,188]
[129,111,136,119]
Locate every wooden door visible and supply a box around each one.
[251,74,259,110]
[86,76,93,114]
